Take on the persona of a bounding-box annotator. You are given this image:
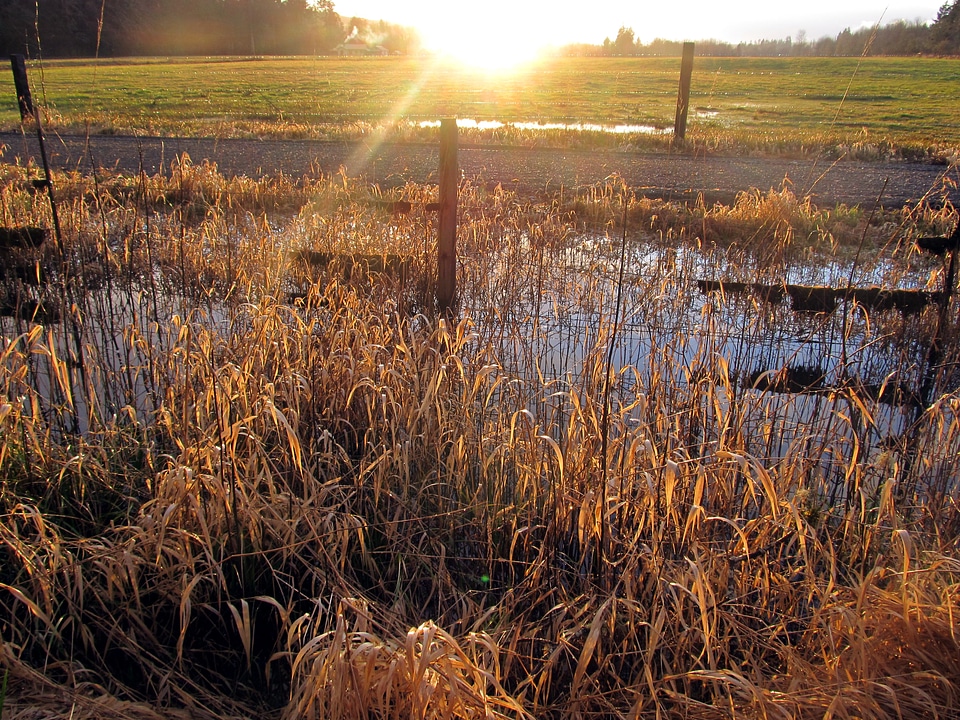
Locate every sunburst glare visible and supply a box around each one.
[417,14,547,71]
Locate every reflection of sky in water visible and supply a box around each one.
[416,119,667,134]
[5,217,951,495]
[462,232,945,467]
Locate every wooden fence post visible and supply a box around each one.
[8,54,62,255]
[9,55,34,121]
[673,42,695,145]
[437,118,458,311]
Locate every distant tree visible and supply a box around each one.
[8,0,105,57]
[931,0,960,53]
[0,2,38,56]
[613,26,636,55]
[347,16,368,39]
[311,9,348,53]
[378,21,420,55]
[643,37,682,56]
[813,35,835,55]
[559,42,604,57]
[7,0,352,57]
[794,29,809,55]
[870,19,929,55]
[833,27,862,55]
[562,14,943,59]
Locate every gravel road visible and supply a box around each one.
[2,131,957,209]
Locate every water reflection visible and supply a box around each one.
[416,119,667,135]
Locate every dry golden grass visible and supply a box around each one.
[0,158,958,719]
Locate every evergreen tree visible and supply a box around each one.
[0,0,347,57]
[931,0,960,54]
[613,26,636,56]
[0,2,38,57]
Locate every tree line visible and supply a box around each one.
[3,0,960,59]
[571,1,960,57]
[0,0,420,58]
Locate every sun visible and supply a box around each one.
[418,18,546,72]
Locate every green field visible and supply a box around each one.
[3,55,960,157]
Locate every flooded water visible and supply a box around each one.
[457,230,953,489]
[2,213,955,503]
[416,119,667,135]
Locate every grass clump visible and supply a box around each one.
[0,159,958,719]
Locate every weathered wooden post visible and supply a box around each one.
[10,55,34,121]
[673,42,695,146]
[8,55,61,253]
[8,53,81,434]
[10,55,63,256]
[915,225,960,407]
[437,118,458,311]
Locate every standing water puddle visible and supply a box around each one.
[456,230,954,498]
[2,214,955,502]
[416,119,669,135]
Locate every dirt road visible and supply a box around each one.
[1,131,957,209]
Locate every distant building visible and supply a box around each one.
[336,41,388,56]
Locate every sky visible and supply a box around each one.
[331,0,942,64]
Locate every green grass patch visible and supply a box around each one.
[1,55,959,158]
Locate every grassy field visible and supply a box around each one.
[2,55,960,157]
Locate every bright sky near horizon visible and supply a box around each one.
[332,0,941,65]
